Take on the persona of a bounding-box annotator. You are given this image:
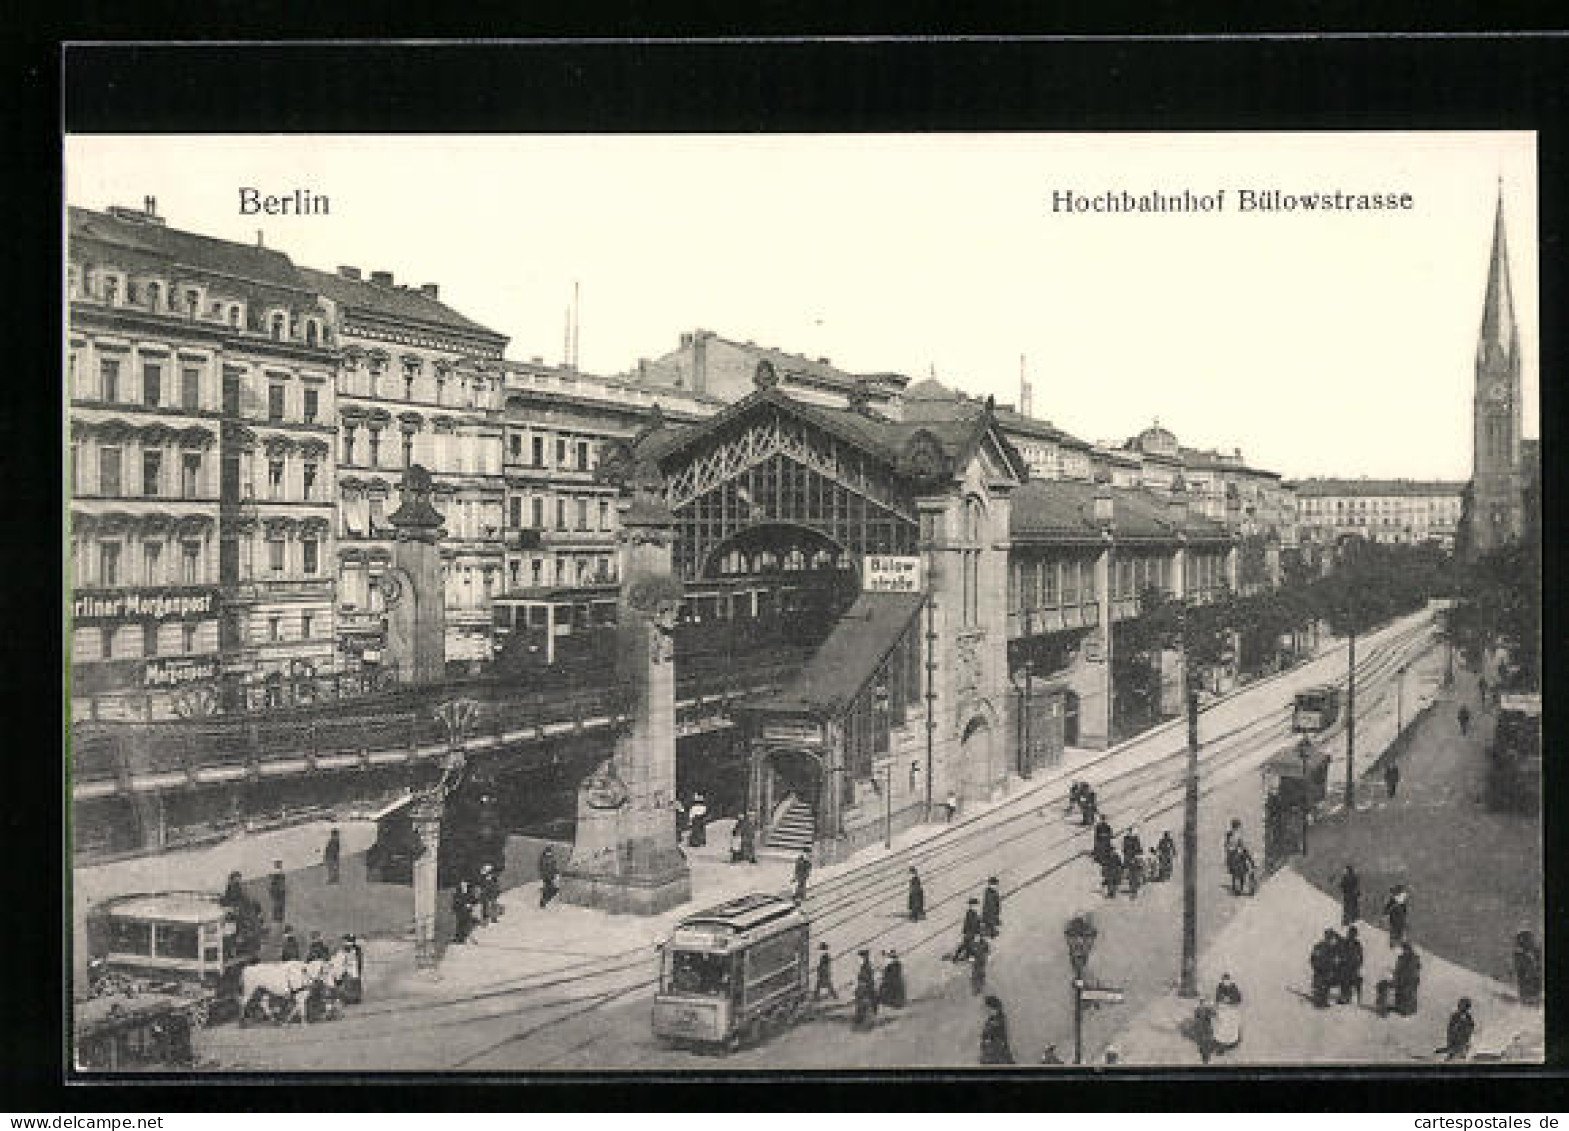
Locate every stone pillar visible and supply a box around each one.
[558,488,691,915]
[385,465,447,685]
[410,792,443,969]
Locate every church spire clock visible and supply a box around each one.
[1469,184,1524,555]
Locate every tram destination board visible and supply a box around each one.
[863,555,922,593]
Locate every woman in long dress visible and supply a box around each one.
[979,995,1014,1064]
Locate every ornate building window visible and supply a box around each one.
[100,358,120,403]
[99,445,122,497]
[303,387,319,423]
[181,452,201,499]
[181,541,200,584]
[99,541,120,586]
[142,450,162,497]
[142,363,161,407]
[142,541,162,585]
[302,538,319,576]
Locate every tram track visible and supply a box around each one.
[205,614,1437,1067]
[448,616,1438,1068]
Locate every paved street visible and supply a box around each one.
[198,609,1442,1071]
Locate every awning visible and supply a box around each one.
[741,591,924,719]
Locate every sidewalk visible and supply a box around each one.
[1110,868,1542,1065]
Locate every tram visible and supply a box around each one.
[653,893,811,1052]
[87,891,258,1018]
[1291,685,1342,734]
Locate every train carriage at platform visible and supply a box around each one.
[1290,684,1342,734]
[653,893,811,1052]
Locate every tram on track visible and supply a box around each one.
[1291,685,1342,734]
[652,893,811,1052]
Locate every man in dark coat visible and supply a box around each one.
[735,812,757,864]
[1384,885,1411,947]
[1458,705,1472,736]
[1338,925,1365,1004]
[979,995,1014,1064]
[1440,998,1475,1061]
[1384,762,1401,800]
[1092,816,1114,864]
[1125,849,1145,899]
[1393,942,1422,1015]
[793,851,812,904]
[305,930,330,963]
[220,870,247,911]
[1155,831,1177,881]
[813,942,837,1001]
[479,864,502,924]
[952,898,982,961]
[538,845,560,908]
[1101,847,1124,900]
[1309,929,1339,1008]
[970,933,991,995]
[879,949,907,1009]
[279,925,302,962]
[853,950,878,1028]
[452,881,476,944]
[1122,826,1143,863]
[907,867,926,922]
[1513,930,1543,1005]
[323,827,342,885]
[1078,787,1097,827]
[268,860,288,924]
[1339,864,1361,926]
[981,877,1002,937]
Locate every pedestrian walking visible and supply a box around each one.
[279,925,301,962]
[538,845,560,908]
[952,898,982,961]
[1121,825,1143,862]
[1458,704,1472,736]
[813,942,838,1001]
[478,864,501,924]
[1101,847,1124,899]
[268,860,287,924]
[1066,781,1086,817]
[945,791,959,822]
[1384,884,1411,947]
[452,881,476,944]
[1309,929,1340,1008]
[1092,815,1114,865]
[979,995,1015,1064]
[793,850,812,904]
[1384,762,1401,800]
[1478,675,1489,707]
[982,877,1002,937]
[731,812,757,864]
[1155,830,1177,882]
[1193,997,1218,1063]
[1224,819,1244,857]
[970,933,991,995]
[1513,929,1543,1005]
[687,794,709,848]
[1439,998,1475,1061]
[853,950,878,1028]
[907,867,926,922]
[1392,942,1422,1015]
[323,827,342,885]
[879,949,907,1009]
[1125,849,1145,899]
[1339,864,1361,927]
[305,930,330,963]
[1338,925,1365,1004]
[221,869,247,910]
[1078,787,1097,827]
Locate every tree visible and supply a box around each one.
[1442,540,1540,689]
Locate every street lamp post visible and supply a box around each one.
[1063,913,1099,1065]
[1179,680,1200,998]
[1297,737,1313,856]
[1344,626,1357,813]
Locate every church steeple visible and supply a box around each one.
[1477,185,1519,371]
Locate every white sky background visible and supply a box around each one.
[64,132,1537,481]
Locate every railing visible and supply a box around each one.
[71,643,809,796]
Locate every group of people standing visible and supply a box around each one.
[950,877,1004,994]
[451,860,506,945]
[218,865,365,1009]
[812,943,906,1028]
[1090,815,1176,899]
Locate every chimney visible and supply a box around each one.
[637,358,649,380]
[692,330,709,393]
[818,356,831,365]
[419,283,439,299]
[370,270,394,287]
[256,230,264,247]
[532,356,544,365]
[679,332,693,348]
[337,266,362,280]
[143,195,156,216]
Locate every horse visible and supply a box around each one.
[238,958,332,1026]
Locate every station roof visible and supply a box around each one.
[741,591,925,718]
[1010,480,1232,545]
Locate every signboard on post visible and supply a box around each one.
[864,555,922,593]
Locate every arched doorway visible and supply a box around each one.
[960,715,994,807]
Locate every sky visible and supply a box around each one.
[64,132,1537,481]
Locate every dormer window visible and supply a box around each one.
[305,320,319,347]
[270,313,286,341]
[103,276,120,306]
[185,289,200,316]
[230,304,243,328]
[146,282,161,310]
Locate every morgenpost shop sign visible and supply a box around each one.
[72,587,219,625]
